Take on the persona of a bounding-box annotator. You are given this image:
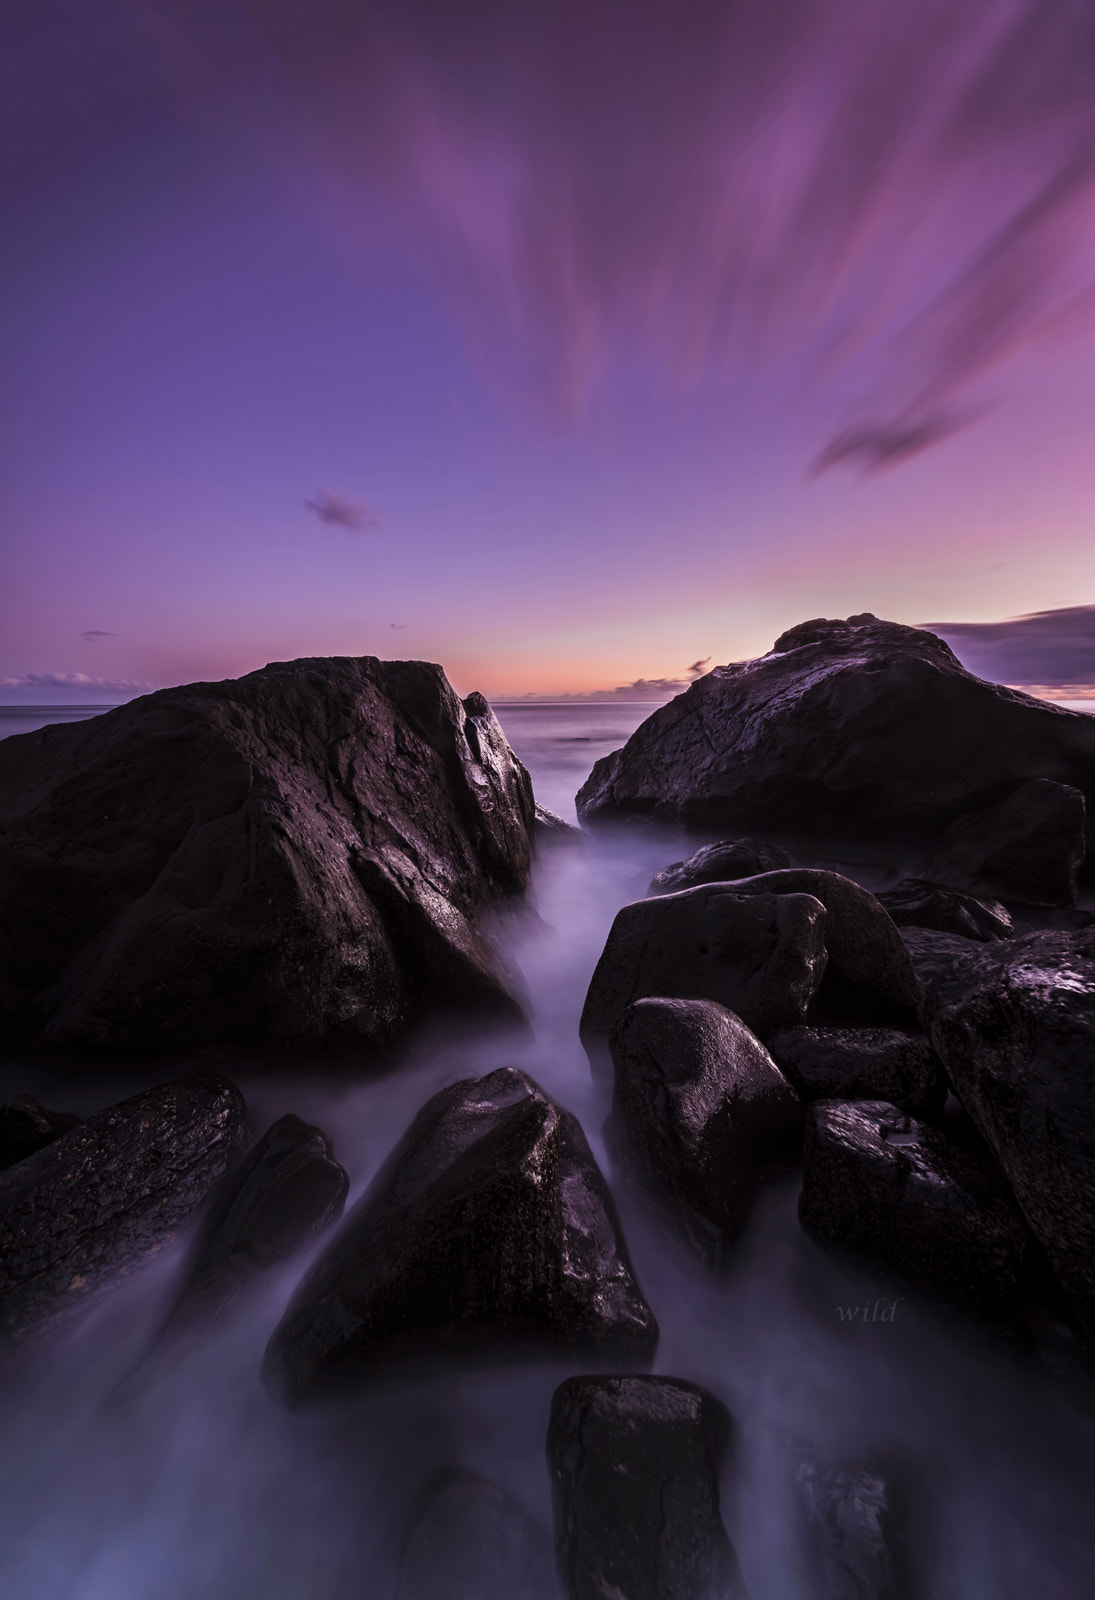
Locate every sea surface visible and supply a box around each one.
[1,700,1094,1598]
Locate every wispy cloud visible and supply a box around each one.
[687,657,712,677]
[305,491,382,533]
[79,630,118,641]
[0,672,154,691]
[928,605,1095,688]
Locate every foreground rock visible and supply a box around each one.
[547,1375,744,1600]
[576,614,1095,855]
[799,1101,1030,1320]
[609,999,803,1268]
[875,879,1013,942]
[0,1075,249,1345]
[166,1114,349,1330]
[397,1471,553,1600]
[797,1461,906,1600]
[263,1068,657,1404]
[0,1094,82,1173]
[921,930,1095,1339]
[648,838,795,895]
[0,659,534,1050]
[920,778,1085,906]
[766,1027,946,1117]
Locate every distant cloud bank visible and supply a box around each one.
[0,672,155,693]
[928,607,1095,694]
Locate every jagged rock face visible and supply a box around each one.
[0,1095,82,1173]
[0,658,535,1050]
[766,1027,946,1117]
[547,1375,744,1600]
[608,998,803,1268]
[797,1462,906,1600]
[799,1100,1030,1321]
[575,614,1095,848]
[0,1074,249,1346]
[919,778,1086,907]
[876,879,1013,942]
[262,1068,658,1405]
[920,931,1095,1339]
[648,837,795,895]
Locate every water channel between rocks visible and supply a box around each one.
[1,700,1094,1599]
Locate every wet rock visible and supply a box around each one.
[534,802,583,842]
[0,1094,82,1173]
[579,884,828,1057]
[766,1027,946,1118]
[709,871,921,1026]
[799,1100,1030,1320]
[648,838,795,895]
[0,1074,249,1345]
[262,1068,657,1405]
[797,1461,905,1600]
[397,1470,553,1600]
[897,928,984,1003]
[167,1113,349,1329]
[0,659,534,1051]
[575,615,1095,855]
[876,878,1013,942]
[608,998,803,1268]
[922,929,1095,1338]
[547,1374,743,1600]
[920,778,1085,907]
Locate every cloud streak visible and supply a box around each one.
[305,491,382,532]
[929,605,1095,689]
[0,673,155,691]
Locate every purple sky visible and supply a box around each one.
[4,0,1095,700]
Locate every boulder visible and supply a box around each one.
[166,1113,349,1329]
[919,778,1085,906]
[0,1094,81,1173]
[766,1027,946,1117]
[797,1462,905,1600]
[921,930,1095,1338]
[397,1470,553,1600]
[648,838,795,895]
[0,1074,249,1345]
[799,1100,1030,1320]
[0,660,535,1050]
[575,615,1095,855]
[875,878,1013,942]
[547,1375,744,1600]
[897,928,985,1003]
[608,998,803,1268]
[262,1068,657,1405]
[534,802,584,843]
[579,885,828,1056]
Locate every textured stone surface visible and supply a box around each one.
[397,1471,554,1600]
[799,1100,1030,1319]
[920,778,1086,906]
[648,838,795,895]
[0,1074,249,1345]
[547,1374,743,1600]
[608,998,803,1268]
[263,1068,657,1404]
[766,1026,946,1117]
[797,1462,905,1600]
[0,659,534,1050]
[875,879,1013,942]
[575,615,1095,851]
[0,1094,81,1173]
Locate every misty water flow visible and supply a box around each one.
[2,702,1095,1598]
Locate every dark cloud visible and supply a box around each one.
[927,606,1095,689]
[812,414,967,475]
[390,622,406,629]
[687,657,712,677]
[79,629,117,640]
[305,491,382,532]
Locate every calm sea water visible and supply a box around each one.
[1,700,1094,1599]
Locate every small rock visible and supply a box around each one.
[920,778,1085,906]
[0,1094,82,1173]
[534,802,583,842]
[397,1470,553,1600]
[547,1374,744,1600]
[797,1461,904,1600]
[766,1027,946,1117]
[648,838,795,895]
[262,1068,657,1405]
[608,998,803,1269]
[876,878,1013,942]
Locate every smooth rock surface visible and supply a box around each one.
[766,1026,946,1117]
[0,659,534,1050]
[0,1094,82,1173]
[797,1462,905,1600]
[263,1068,657,1404]
[921,930,1095,1338]
[920,778,1085,907]
[875,879,1013,942]
[648,838,795,895]
[547,1374,743,1600]
[799,1100,1030,1319]
[397,1470,553,1600]
[576,615,1095,851]
[0,1074,249,1345]
[608,998,803,1268]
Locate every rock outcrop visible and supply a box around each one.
[0,1074,249,1345]
[0,659,535,1050]
[766,1027,946,1117]
[0,1094,81,1173]
[263,1068,657,1404]
[608,998,803,1268]
[648,838,795,895]
[575,615,1095,855]
[797,1462,906,1600]
[919,778,1085,906]
[547,1375,744,1600]
[875,879,1013,942]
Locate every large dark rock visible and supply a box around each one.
[547,1375,744,1600]
[0,1094,82,1173]
[766,1027,946,1117]
[919,778,1085,906]
[799,1100,1030,1320]
[608,998,803,1268]
[648,838,795,895]
[875,879,1013,942]
[262,1068,657,1404]
[797,1462,906,1600]
[579,885,828,1055]
[397,1470,554,1600]
[575,614,1095,853]
[0,1074,249,1345]
[921,930,1095,1338]
[166,1113,349,1329]
[0,660,535,1050]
